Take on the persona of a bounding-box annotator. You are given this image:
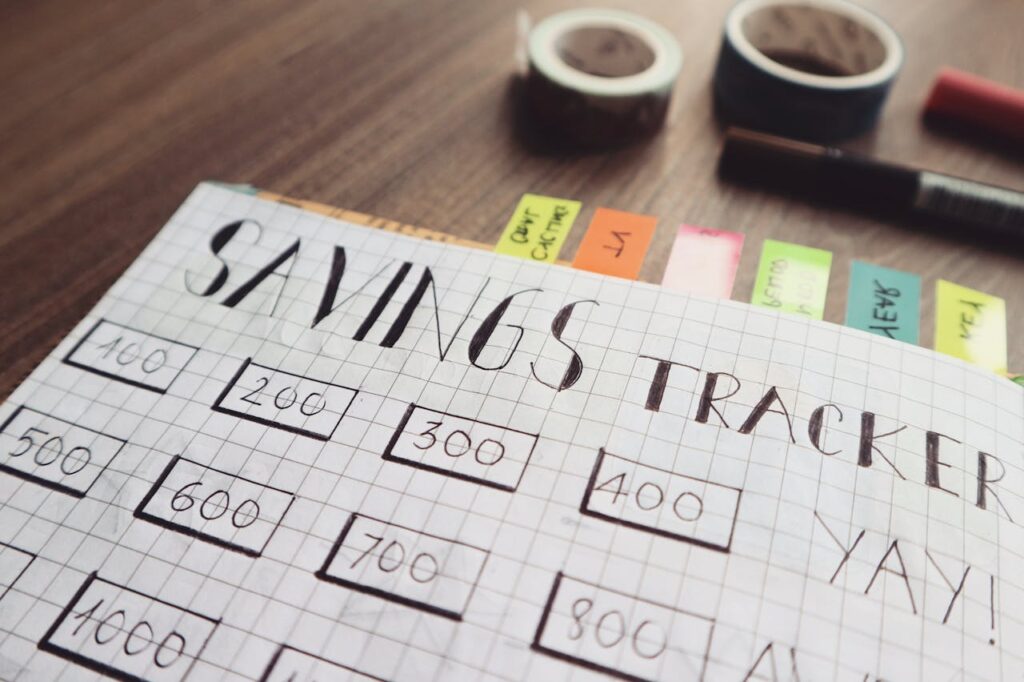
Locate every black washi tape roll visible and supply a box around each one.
[525,9,683,147]
[713,0,903,141]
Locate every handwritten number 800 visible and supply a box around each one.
[569,598,667,659]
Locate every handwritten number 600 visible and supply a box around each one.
[170,481,260,528]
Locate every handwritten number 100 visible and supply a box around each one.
[71,599,186,669]
[96,337,167,374]
[569,598,666,659]
[171,482,260,528]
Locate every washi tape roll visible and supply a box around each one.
[525,9,683,146]
[713,0,903,141]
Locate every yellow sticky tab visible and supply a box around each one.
[935,280,1007,374]
[495,194,582,263]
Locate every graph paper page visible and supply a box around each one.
[0,183,1021,682]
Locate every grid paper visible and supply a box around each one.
[0,182,1022,681]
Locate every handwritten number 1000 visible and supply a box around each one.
[71,599,186,669]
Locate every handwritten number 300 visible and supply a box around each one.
[414,421,505,465]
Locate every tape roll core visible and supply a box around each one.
[525,9,683,146]
[715,0,903,140]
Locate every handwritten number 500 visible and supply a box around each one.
[8,427,91,475]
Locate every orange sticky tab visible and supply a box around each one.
[572,208,657,279]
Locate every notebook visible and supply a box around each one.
[0,182,1018,681]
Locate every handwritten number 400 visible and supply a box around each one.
[595,473,703,522]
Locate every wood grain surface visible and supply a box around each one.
[2,0,1023,400]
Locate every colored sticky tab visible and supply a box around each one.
[751,239,832,319]
[844,261,921,343]
[572,207,657,279]
[661,225,745,299]
[495,193,582,263]
[935,280,1007,373]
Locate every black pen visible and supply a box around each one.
[719,127,1024,238]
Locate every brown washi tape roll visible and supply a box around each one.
[525,9,683,147]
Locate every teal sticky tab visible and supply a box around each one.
[845,261,921,343]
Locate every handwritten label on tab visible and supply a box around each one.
[572,207,656,279]
[751,239,832,319]
[845,261,921,343]
[661,225,745,299]
[935,279,1007,373]
[495,193,581,263]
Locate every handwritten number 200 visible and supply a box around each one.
[171,481,260,528]
[414,421,505,465]
[240,376,326,415]
[569,598,666,660]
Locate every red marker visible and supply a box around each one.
[925,67,1024,145]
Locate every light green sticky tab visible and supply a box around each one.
[845,261,921,343]
[751,239,832,319]
[209,181,260,195]
[495,193,582,263]
[935,280,1007,374]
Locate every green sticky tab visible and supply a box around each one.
[751,239,832,319]
[935,280,1007,374]
[495,193,582,263]
[209,181,260,195]
[844,261,921,343]
[1011,375,1024,387]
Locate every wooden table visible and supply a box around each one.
[2,0,1023,399]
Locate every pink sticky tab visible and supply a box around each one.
[661,225,745,299]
